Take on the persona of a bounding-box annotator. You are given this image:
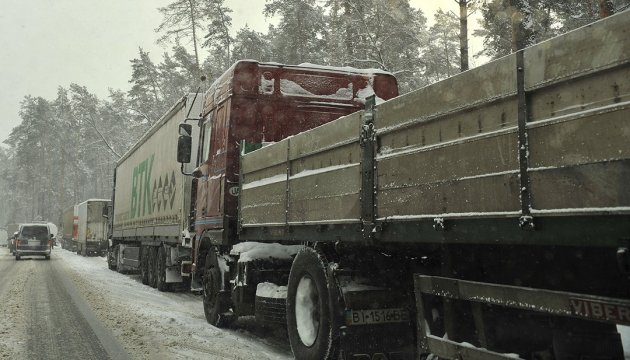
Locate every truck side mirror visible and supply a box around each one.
[177,123,193,164]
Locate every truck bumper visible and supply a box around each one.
[16,246,51,257]
[85,241,108,255]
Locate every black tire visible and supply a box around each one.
[202,252,235,327]
[156,246,169,292]
[45,255,50,260]
[286,247,340,360]
[148,247,158,288]
[116,246,125,273]
[140,246,149,285]
[15,254,21,261]
[108,245,117,271]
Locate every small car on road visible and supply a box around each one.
[15,223,53,260]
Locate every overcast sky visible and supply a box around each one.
[0,0,482,146]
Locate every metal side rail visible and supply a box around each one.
[413,275,630,360]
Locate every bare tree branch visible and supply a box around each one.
[71,112,121,159]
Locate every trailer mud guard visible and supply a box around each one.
[414,275,629,359]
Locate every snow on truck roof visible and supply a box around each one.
[225,59,392,75]
[295,62,392,76]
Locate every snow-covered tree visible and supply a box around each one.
[264,0,326,64]
[202,0,234,70]
[232,26,272,62]
[424,9,461,82]
[156,0,207,72]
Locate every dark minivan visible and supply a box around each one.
[15,223,52,260]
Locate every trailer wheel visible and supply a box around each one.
[148,247,158,288]
[107,245,117,271]
[203,252,235,327]
[286,247,339,360]
[156,246,170,292]
[140,246,149,285]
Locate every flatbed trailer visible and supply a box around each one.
[223,11,630,359]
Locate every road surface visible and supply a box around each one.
[0,246,292,360]
[0,247,127,359]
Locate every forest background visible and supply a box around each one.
[1,0,628,226]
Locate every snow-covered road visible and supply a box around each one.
[0,246,293,360]
[3,245,630,359]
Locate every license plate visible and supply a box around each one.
[570,297,630,325]
[346,308,410,326]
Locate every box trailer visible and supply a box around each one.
[61,205,78,251]
[76,199,109,256]
[108,93,203,290]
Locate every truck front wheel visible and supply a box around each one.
[286,247,339,360]
[203,252,235,327]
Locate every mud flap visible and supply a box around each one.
[338,322,415,360]
[165,267,183,283]
[337,289,416,360]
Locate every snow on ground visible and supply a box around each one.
[55,248,292,360]
[0,250,31,359]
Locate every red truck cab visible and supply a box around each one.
[189,60,397,269]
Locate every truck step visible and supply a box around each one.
[255,296,287,325]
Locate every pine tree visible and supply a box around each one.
[232,26,272,62]
[128,48,166,125]
[156,0,207,73]
[424,9,461,82]
[333,0,428,92]
[264,0,326,64]
[201,0,234,70]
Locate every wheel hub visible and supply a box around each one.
[295,275,320,347]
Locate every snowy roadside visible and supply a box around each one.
[55,248,293,360]
[0,248,31,359]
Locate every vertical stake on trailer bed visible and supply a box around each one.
[285,137,291,234]
[516,50,534,230]
[360,96,377,242]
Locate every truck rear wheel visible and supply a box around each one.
[108,245,117,271]
[156,246,169,292]
[148,247,158,288]
[286,247,339,360]
[140,246,149,285]
[203,252,235,327]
